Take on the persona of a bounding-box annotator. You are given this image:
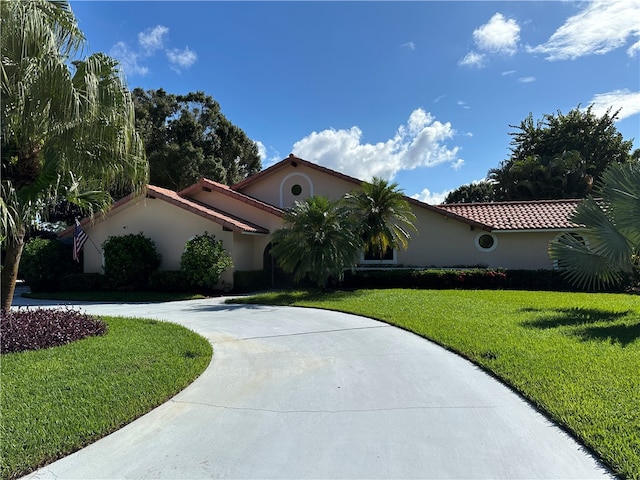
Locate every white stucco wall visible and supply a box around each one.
[238,163,361,209]
[83,197,236,284]
[383,205,558,270]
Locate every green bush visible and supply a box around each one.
[341,268,590,291]
[233,270,271,293]
[149,270,191,293]
[19,238,81,292]
[102,233,162,290]
[59,273,105,292]
[180,232,233,290]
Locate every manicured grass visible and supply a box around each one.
[0,317,212,480]
[23,291,206,302]
[231,289,640,479]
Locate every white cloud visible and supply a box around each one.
[460,13,520,68]
[291,108,461,181]
[411,188,451,205]
[473,13,520,55]
[588,89,640,120]
[110,24,197,77]
[451,159,465,170]
[528,0,640,60]
[109,41,148,76]
[138,25,169,53]
[256,141,282,168]
[628,39,640,56]
[401,41,416,50]
[502,70,516,76]
[167,47,198,70]
[458,51,485,68]
[518,76,536,83]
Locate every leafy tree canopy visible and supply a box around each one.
[488,106,635,201]
[443,181,495,204]
[132,88,261,191]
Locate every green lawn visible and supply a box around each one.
[0,317,212,480]
[232,289,640,479]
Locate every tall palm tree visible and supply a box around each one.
[344,177,417,260]
[1,0,148,310]
[271,196,362,289]
[548,161,640,290]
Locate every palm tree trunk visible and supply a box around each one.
[1,225,26,311]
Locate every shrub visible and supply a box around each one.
[59,273,105,292]
[19,238,81,292]
[180,232,233,290]
[233,270,271,293]
[341,268,588,291]
[149,270,191,293]
[102,233,162,290]
[0,308,107,354]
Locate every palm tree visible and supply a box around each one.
[548,161,640,291]
[1,0,148,310]
[344,177,417,260]
[271,196,362,288]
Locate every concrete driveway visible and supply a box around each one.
[15,291,613,479]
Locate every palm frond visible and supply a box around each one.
[549,162,639,290]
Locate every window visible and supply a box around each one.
[475,233,497,252]
[360,246,397,265]
[291,184,302,196]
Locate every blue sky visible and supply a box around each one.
[72,1,640,203]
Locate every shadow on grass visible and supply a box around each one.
[573,322,640,347]
[521,307,639,346]
[226,289,365,306]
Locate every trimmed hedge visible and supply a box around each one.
[59,273,105,292]
[148,270,191,293]
[233,270,271,293]
[341,268,591,292]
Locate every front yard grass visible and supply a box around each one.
[232,289,640,479]
[0,317,212,480]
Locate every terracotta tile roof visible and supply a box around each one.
[146,185,270,234]
[436,199,584,231]
[231,154,363,192]
[60,184,272,237]
[180,178,284,217]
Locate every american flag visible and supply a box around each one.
[73,219,89,262]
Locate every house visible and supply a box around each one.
[62,154,583,287]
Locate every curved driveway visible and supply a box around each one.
[17,293,613,479]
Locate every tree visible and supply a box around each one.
[1,0,147,310]
[344,178,417,260]
[548,161,640,291]
[443,181,495,204]
[489,106,635,201]
[271,196,362,288]
[132,88,261,191]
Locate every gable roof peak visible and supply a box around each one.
[231,154,364,192]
